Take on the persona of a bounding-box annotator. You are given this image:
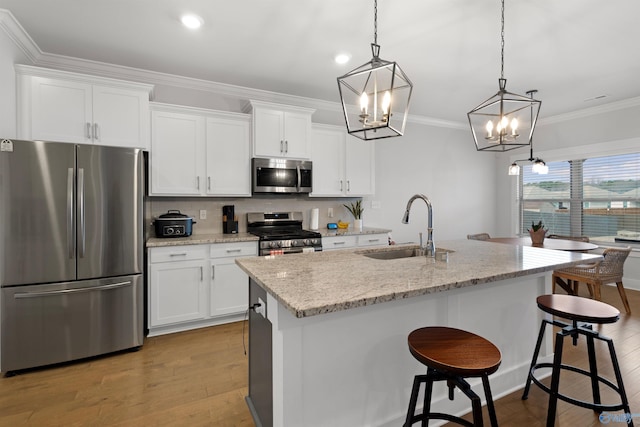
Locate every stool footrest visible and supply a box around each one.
[405,412,475,427]
[529,362,628,412]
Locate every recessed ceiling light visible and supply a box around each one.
[334,53,351,65]
[181,14,203,30]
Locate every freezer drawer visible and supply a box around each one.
[1,274,143,373]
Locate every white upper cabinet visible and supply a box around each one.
[150,103,251,197]
[205,115,251,196]
[310,124,375,197]
[151,107,206,196]
[16,65,152,149]
[245,100,315,159]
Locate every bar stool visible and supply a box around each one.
[522,294,633,427]
[404,326,501,427]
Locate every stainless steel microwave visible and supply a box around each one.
[252,158,312,194]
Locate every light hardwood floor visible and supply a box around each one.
[0,285,638,426]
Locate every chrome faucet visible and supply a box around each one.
[402,194,435,257]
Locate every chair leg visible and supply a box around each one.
[586,334,602,408]
[482,374,499,427]
[616,281,632,314]
[547,330,566,427]
[586,282,594,297]
[593,283,602,302]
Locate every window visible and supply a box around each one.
[520,153,640,243]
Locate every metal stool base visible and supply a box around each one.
[522,318,633,427]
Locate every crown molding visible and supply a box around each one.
[539,96,640,126]
[0,9,40,63]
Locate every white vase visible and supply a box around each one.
[354,219,363,231]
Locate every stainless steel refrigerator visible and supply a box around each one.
[0,139,144,373]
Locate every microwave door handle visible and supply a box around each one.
[296,165,301,192]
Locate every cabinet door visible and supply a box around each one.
[253,108,284,157]
[282,111,311,159]
[310,126,345,197]
[206,116,251,196]
[210,258,249,317]
[149,260,208,327]
[92,85,150,149]
[150,110,205,195]
[345,135,375,196]
[27,76,92,143]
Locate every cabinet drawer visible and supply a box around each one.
[210,241,257,259]
[358,234,388,247]
[323,235,358,250]
[149,245,208,263]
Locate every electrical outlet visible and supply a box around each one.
[199,209,207,220]
[328,207,334,218]
[256,297,266,318]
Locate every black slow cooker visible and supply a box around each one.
[153,210,196,237]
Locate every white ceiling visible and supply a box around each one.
[2,0,640,124]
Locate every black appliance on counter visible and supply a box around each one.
[247,212,322,256]
[152,210,196,237]
[223,205,238,234]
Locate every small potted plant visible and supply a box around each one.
[343,200,364,231]
[528,220,547,246]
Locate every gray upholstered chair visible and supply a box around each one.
[552,247,632,314]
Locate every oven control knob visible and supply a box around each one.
[302,239,310,246]
[269,241,281,248]
[291,240,299,247]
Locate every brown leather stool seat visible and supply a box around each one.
[404,326,501,427]
[522,294,633,427]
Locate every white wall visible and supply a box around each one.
[0,12,31,138]
[366,123,499,244]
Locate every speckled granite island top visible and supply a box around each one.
[235,239,602,318]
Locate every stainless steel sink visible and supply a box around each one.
[361,247,455,260]
[363,248,422,260]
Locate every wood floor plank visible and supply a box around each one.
[0,286,637,426]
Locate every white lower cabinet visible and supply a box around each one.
[148,241,257,336]
[323,233,388,251]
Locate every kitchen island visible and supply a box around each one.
[236,240,602,427]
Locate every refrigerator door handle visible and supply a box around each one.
[78,168,86,258]
[67,168,75,259]
[13,281,133,299]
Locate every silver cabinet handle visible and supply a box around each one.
[280,140,284,153]
[200,266,203,281]
[208,176,211,191]
[78,168,85,258]
[368,239,380,243]
[196,176,200,190]
[169,252,188,257]
[285,140,288,153]
[15,281,132,299]
[340,180,343,192]
[211,265,215,280]
[334,241,346,245]
[93,123,99,141]
[85,123,92,140]
[226,248,242,253]
[347,180,351,192]
[67,168,75,259]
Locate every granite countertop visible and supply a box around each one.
[147,232,259,247]
[235,239,602,318]
[319,227,391,237]
[147,228,391,247]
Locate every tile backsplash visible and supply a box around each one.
[147,195,362,236]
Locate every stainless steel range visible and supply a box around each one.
[248,212,322,256]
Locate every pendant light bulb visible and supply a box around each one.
[360,92,368,115]
[508,163,520,175]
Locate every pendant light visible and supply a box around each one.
[508,90,548,175]
[468,0,541,152]
[337,0,413,140]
